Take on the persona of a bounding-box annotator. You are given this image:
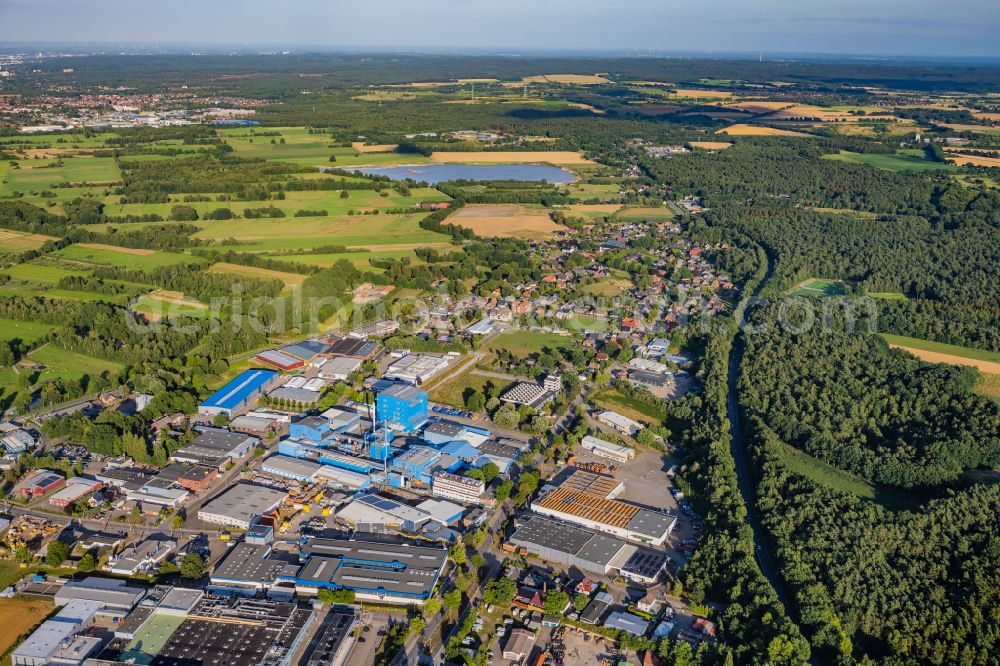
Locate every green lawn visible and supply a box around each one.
[26,345,124,384]
[593,387,664,425]
[428,371,505,409]
[880,334,1000,364]
[775,440,924,511]
[279,247,445,270]
[790,278,847,297]
[483,331,573,356]
[823,150,957,173]
[0,319,55,344]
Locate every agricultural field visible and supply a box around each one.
[429,151,593,165]
[716,124,810,137]
[688,141,733,150]
[54,245,198,270]
[0,596,54,659]
[522,74,611,85]
[449,205,561,239]
[823,150,957,172]
[789,278,847,297]
[100,186,448,219]
[882,334,1000,374]
[0,157,121,195]
[0,229,58,251]
[1,261,89,285]
[192,212,448,251]
[278,247,444,270]
[945,153,1000,168]
[206,262,307,288]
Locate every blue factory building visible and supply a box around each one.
[376,384,429,432]
[290,415,332,444]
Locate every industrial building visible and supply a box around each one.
[11,599,105,666]
[335,493,433,533]
[499,374,562,409]
[376,384,429,431]
[382,352,453,385]
[580,435,635,463]
[317,356,364,381]
[605,611,651,637]
[197,369,278,418]
[508,515,668,583]
[106,536,176,576]
[48,476,103,508]
[326,336,377,358]
[171,429,257,468]
[295,533,447,605]
[532,487,675,545]
[261,455,325,482]
[197,483,288,529]
[15,469,64,499]
[431,470,488,505]
[55,577,146,610]
[302,610,358,666]
[597,410,644,437]
[209,542,299,596]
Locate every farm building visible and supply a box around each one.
[580,435,635,463]
[48,476,103,508]
[198,369,279,418]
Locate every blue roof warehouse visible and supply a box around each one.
[198,369,279,419]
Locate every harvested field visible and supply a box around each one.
[940,123,1000,133]
[945,154,1000,168]
[207,262,307,287]
[351,142,399,153]
[890,346,1000,374]
[0,229,59,251]
[716,124,810,137]
[567,204,622,213]
[0,597,53,656]
[430,151,593,165]
[147,290,207,308]
[725,101,793,113]
[688,141,733,150]
[522,74,611,85]
[76,243,154,255]
[670,88,735,98]
[450,205,561,239]
[570,103,606,114]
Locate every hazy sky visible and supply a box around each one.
[2,0,998,58]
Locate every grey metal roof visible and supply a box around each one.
[508,515,593,554]
[575,533,628,567]
[211,543,286,584]
[625,509,674,538]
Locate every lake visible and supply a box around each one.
[349,163,576,184]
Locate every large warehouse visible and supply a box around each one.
[294,533,447,605]
[532,487,676,545]
[198,369,278,419]
[507,515,668,584]
[197,483,288,529]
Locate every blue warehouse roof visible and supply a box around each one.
[200,369,277,411]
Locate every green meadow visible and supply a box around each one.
[823,150,957,173]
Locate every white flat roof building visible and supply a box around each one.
[383,353,452,385]
[581,435,635,463]
[197,483,288,529]
[597,410,643,437]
